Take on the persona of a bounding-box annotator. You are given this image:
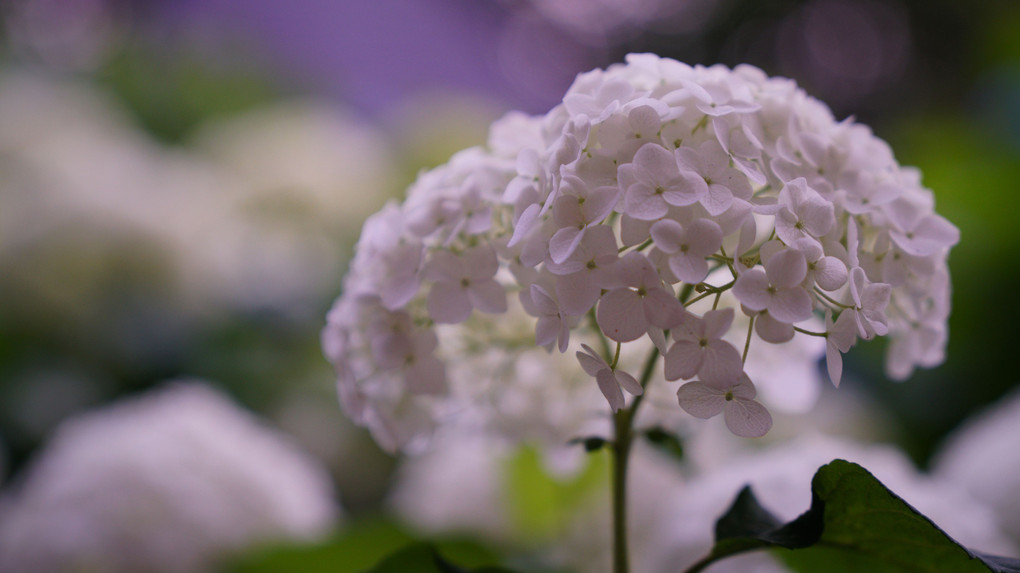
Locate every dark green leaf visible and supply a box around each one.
[642,427,684,461]
[687,459,1020,573]
[365,543,520,573]
[568,436,608,452]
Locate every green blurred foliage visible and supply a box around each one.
[504,445,608,544]
[97,43,284,143]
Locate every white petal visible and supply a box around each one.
[465,245,499,279]
[550,226,585,264]
[765,248,808,289]
[556,272,603,316]
[732,268,771,311]
[625,184,668,220]
[643,288,686,330]
[535,316,559,348]
[664,340,702,381]
[406,354,447,395]
[668,253,710,284]
[597,288,648,342]
[754,312,795,343]
[424,250,463,282]
[597,369,626,412]
[767,287,813,323]
[633,142,679,183]
[676,381,725,419]
[427,284,472,323]
[701,183,734,215]
[686,219,724,256]
[723,399,772,437]
[814,256,849,291]
[508,202,541,248]
[699,341,744,383]
[650,219,685,253]
[529,284,559,316]
[825,341,843,387]
[615,369,644,396]
[576,344,607,376]
[702,308,735,339]
[468,279,508,314]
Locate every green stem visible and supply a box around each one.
[611,409,633,573]
[609,346,659,573]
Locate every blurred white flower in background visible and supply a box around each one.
[0,382,338,573]
[640,434,1017,573]
[0,71,398,318]
[390,430,1016,573]
[934,386,1020,543]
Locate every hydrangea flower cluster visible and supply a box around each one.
[322,54,957,451]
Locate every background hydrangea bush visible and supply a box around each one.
[322,53,959,453]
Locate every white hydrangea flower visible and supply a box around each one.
[0,382,337,573]
[322,54,958,452]
[934,388,1020,543]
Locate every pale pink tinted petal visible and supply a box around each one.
[633,142,678,182]
[535,316,559,348]
[615,369,644,396]
[468,280,507,314]
[508,202,541,248]
[801,200,835,237]
[597,369,626,412]
[732,268,771,311]
[621,214,653,246]
[814,256,849,291]
[826,341,843,387]
[556,272,602,316]
[406,355,447,395]
[648,327,668,354]
[424,250,463,282]
[700,341,743,382]
[530,284,559,315]
[916,214,960,246]
[849,267,866,307]
[552,194,583,228]
[557,323,571,353]
[598,289,648,342]
[587,186,620,223]
[861,283,892,311]
[767,287,813,323]
[576,344,606,376]
[766,248,808,289]
[427,285,472,323]
[550,226,585,264]
[664,340,702,380]
[662,172,706,207]
[643,288,686,329]
[676,381,725,418]
[755,312,795,343]
[687,219,724,256]
[701,183,733,215]
[729,374,757,399]
[702,308,735,339]
[668,253,710,283]
[625,184,669,220]
[724,399,772,437]
[650,219,684,253]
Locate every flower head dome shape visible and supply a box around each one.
[322,54,958,452]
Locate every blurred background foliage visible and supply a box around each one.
[1,0,1019,569]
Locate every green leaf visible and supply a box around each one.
[642,427,684,462]
[225,519,507,573]
[687,459,1020,573]
[568,436,608,452]
[365,543,520,573]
